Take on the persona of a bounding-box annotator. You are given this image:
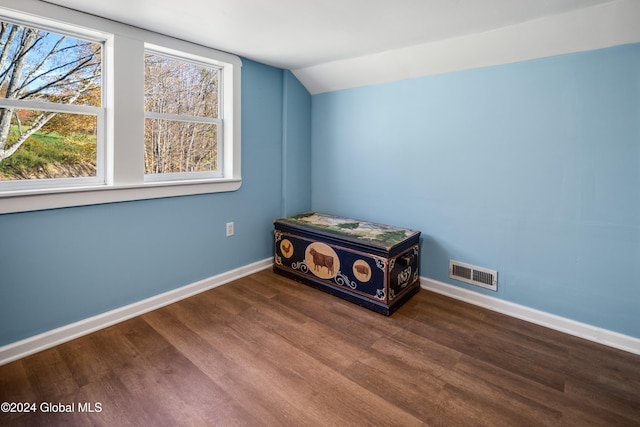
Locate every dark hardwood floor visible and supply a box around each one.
[1,269,639,426]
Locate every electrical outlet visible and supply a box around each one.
[226,222,234,236]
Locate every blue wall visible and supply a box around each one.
[0,59,312,346]
[282,70,312,216]
[2,43,638,347]
[312,44,640,338]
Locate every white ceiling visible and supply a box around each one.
[40,0,639,93]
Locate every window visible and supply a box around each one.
[0,18,104,190]
[0,3,241,214]
[144,48,222,181]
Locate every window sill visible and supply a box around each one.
[0,178,242,214]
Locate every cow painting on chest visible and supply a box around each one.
[305,242,339,279]
[273,212,421,316]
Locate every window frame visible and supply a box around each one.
[0,1,242,214]
[0,99,106,190]
[0,14,107,191]
[143,45,224,183]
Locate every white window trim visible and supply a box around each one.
[0,0,242,214]
[0,99,106,191]
[143,44,225,183]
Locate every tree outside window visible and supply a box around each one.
[144,51,221,179]
[0,19,102,181]
[0,5,241,214]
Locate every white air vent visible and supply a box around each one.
[449,260,497,291]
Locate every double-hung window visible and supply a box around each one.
[144,47,223,182]
[0,17,104,190]
[0,2,241,214]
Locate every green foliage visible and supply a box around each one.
[0,129,96,179]
[376,230,409,245]
[336,222,360,230]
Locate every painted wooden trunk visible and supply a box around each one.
[273,212,421,315]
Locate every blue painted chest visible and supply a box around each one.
[273,212,421,315]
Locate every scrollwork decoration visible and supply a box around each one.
[291,260,309,273]
[335,271,357,289]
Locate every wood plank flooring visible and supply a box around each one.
[1,269,639,426]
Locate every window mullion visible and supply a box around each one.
[110,35,145,186]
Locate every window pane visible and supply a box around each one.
[144,118,217,174]
[0,109,97,180]
[0,20,102,183]
[0,20,102,106]
[144,53,219,118]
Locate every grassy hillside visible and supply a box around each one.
[0,130,96,180]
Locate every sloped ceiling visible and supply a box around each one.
[41,0,640,93]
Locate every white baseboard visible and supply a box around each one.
[420,276,640,356]
[3,263,637,366]
[0,258,273,366]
